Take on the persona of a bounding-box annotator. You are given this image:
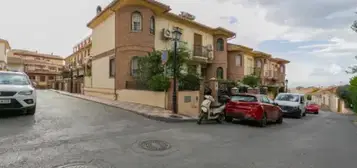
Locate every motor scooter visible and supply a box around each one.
[197,95,230,124]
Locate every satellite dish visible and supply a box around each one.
[96,6,102,14]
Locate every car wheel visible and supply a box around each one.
[26,105,36,115]
[225,116,233,122]
[276,116,283,124]
[315,111,319,114]
[259,113,267,127]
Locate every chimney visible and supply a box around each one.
[96,5,102,14]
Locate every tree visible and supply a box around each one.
[165,43,191,80]
[349,76,357,112]
[135,50,164,83]
[242,75,260,88]
[307,95,312,101]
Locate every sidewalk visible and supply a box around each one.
[50,89,197,123]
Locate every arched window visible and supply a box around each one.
[216,38,224,51]
[131,56,139,76]
[216,67,224,79]
[131,11,142,32]
[150,16,155,34]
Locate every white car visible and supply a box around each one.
[274,93,306,118]
[0,71,37,115]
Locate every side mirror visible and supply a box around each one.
[273,102,279,106]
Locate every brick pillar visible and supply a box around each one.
[207,78,219,100]
[198,79,205,114]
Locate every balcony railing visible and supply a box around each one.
[193,45,209,58]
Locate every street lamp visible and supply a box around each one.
[172,27,182,114]
[69,64,73,93]
[285,79,289,92]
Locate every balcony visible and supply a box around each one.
[192,45,212,63]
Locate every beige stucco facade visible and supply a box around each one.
[92,56,115,89]
[243,53,255,76]
[91,14,115,56]
[154,16,214,52]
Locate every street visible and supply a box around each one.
[0,90,356,168]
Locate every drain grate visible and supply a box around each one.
[169,115,182,118]
[139,140,171,151]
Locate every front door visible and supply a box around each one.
[194,33,203,56]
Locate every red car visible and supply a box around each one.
[225,94,283,127]
[305,102,319,114]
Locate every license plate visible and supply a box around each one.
[282,110,287,113]
[0,99,11,104]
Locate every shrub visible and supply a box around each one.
[179,74,200,91]
[148,74,170,91]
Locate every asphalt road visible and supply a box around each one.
[0,90,357,168]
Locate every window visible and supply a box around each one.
[235,55,242,66]
[48,76,54,80]
[280,65,284,73]
[275,94,299,102]
[0,73,30,85]
[216,38,224,51]
[40,76,46,82]
[256,60,262,68]
[260,96,271,104]
[231,95,258,102]
[131,11,142,32]
[216,67,223,79]
[131,57,139,76]
[150,16,155,34]
[109,58,115,77]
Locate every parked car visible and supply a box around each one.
[224,94,283,127]
[274,93,306,118]
[305,102,319,114]
[0,71,37,115]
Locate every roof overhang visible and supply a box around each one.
[87,0,235,38]
[252,51,272,58]
[272,57,290,64]
[87,0,171,29]
[227,43,253,53]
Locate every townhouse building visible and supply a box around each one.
[0,38,11,70]
[227,43,289,87]
[61,35,92,93]
[9,49,64,88]
[84,0,289,97]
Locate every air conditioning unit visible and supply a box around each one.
[162,28,171,40]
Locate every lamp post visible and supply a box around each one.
[70,65,73,93]
[172,27,182,114]
[285,79,289,92]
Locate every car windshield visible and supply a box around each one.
[0,73,30,85]
[231,95,258,102]
[275,94,299,102]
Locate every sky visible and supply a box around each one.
[0,0,356,87]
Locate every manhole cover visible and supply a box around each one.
[56,163,98,168]
[139,140,171,151]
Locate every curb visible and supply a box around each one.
[50,90,197,123]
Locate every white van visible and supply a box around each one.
[274,93,306,118]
